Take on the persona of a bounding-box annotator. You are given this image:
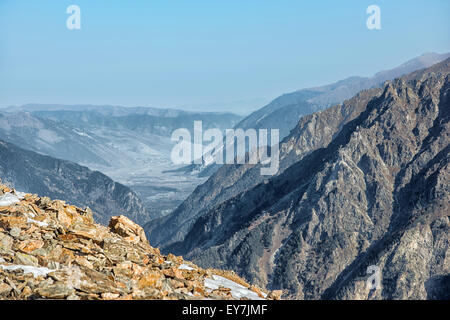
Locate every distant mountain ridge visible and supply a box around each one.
[0,105,242,168]
[5,103,240,118]
[187,52,450,177]
[0,105,241,220]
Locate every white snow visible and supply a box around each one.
[15,191,28,199]
[0,197,47,226]
[0,193,20,207]
[204,275,265,300]
[26,218,48,227]
[0,264,55,278]
[178,264,194,271]
[73,129,93,139]
[24,212,36,218]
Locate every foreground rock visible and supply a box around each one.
[0,184,274,300]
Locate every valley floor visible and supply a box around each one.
[90,160,207,221]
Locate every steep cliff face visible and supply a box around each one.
[0,184,277,300]
[156,59,450,299]
[0,140,149,225]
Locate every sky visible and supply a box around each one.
[0,0,449,114]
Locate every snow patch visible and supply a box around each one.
[27,218,48,227]
[24,212,36,218]
[0,264,55,278]
[179,264,194,271]
[73,129,92,139]
[0,193,20,207]
[15,191,28,199]
[204,275,264,300]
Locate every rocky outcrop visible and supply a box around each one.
[0,140,149,225]
[0,184,275,300]
[152,59,450,299]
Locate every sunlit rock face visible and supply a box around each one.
[0,184,276,300]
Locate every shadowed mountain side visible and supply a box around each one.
[0,140,149,225]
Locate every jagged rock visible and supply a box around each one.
[0,282,11,295]
[268,290,283,300]
[9,227,20,238]
[0,184,272,300]
[109,215,147,244]
[37,283,75,299]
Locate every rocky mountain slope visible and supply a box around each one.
[0,184,278,300]
[0,140,149,225]
[148,58,450,299]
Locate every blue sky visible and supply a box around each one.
[1,0,449,114]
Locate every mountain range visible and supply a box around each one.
[1,53,448,300]
[146,58,450,299]
[187,52,450,177]
[0,105,242,169]
[0,106,242,219]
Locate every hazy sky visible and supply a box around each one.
[1,0,449,114]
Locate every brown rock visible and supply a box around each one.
[0,182,270,301]
[162,267,184,279]
[69,222,107,244]
[0,216,27,229]
[14,252,39,266]
[37,197,51,208]
[249,285,266,298]
[0,282,12,296]
[36,283,75,299]
[57,209,72,227]
[74,256,94,269]
[18,239,44,254]
[101,292,120,300]
[21,286,32,298]
[268,290,283,300]
[109,215,147,244]
[138,270,163,289]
